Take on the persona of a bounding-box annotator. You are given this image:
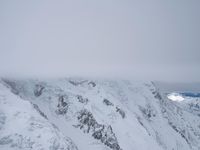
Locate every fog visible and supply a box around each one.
[0,0,200,81]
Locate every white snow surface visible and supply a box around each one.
[0,78,199,150]
[0,80,78,150]
[167,93,185,102]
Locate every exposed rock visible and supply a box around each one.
[76,95,88,104]
[64,137,79,150]
[99,125,121,150]
[76,109,121,150]
[188,101,200,111]
[139,104,156,120]
[32,103,48,119]
[152,91,162,100]
[0,134,78,150]
[76,109,96,133]
[0,136,13,145]
[2,79,20,95]
[69,80,87,86]
[88,81,96,87]
[0,134,35,149]
[169,121,191,147]
[49,137,79,150]
[34,84,45,97]
[92,124,105,139]
[103,99,114,106]
[116,107,125,119]
[0,112,6,130]
[56,95,69,115]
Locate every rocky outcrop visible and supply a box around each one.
[76,109,121,150]
[0,112,6,130]
[116,107,125,119]
[139,104,156,121]
[188,100,200,111]
[2,79,20,95]
[76,95,88,104]
[88,81,96,87]
[103,99,114,106]
[0,134,35,149]
[34,84,45,97]
[0,134,78,150]
[32,103,48,119]
[69,80,87,86]
[0,82,79,150]
[56,95,69,115]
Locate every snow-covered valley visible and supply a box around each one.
[0,78,199,150]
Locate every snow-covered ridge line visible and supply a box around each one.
[0,79,78,150]
[0,78,200,150]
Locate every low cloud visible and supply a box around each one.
[0,0,200,82]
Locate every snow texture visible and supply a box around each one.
[0,78,199,150]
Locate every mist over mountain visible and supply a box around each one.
[0,0,200,82]
[0,1,200,150]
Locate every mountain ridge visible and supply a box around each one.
[0,78,199,150]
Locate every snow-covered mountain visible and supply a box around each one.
[0,78,199,150]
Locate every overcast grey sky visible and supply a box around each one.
[0,0,200,81]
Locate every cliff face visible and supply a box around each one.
[0,78,199,150]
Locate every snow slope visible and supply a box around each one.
[0,80,78,150]
[0,78,200,150]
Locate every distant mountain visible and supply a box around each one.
[181,93,200,98]
[155,81,200,93]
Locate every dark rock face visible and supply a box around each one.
[34,84,45,97]
[139,105,156,120]
[64,137,79,150]
[103,99,114,106]
[88,81,96,87]
[0,136,13,145]
[32,103,48,119]
[49,137,79,150]
[116,107,125,119]
[152,91,162,100]
[0,134,35,149]
[76,109,121,150]
[189,101,200,111]
[76,95,88,104]
[92,124,104,139]
[69,80,87,86]
[56,95,69,115]
[2,79,20,95]
[0,112,6,130]
[0,134,77,150]
[76,109,96,133]
[69,80,79,86]
[168,121,191,146]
